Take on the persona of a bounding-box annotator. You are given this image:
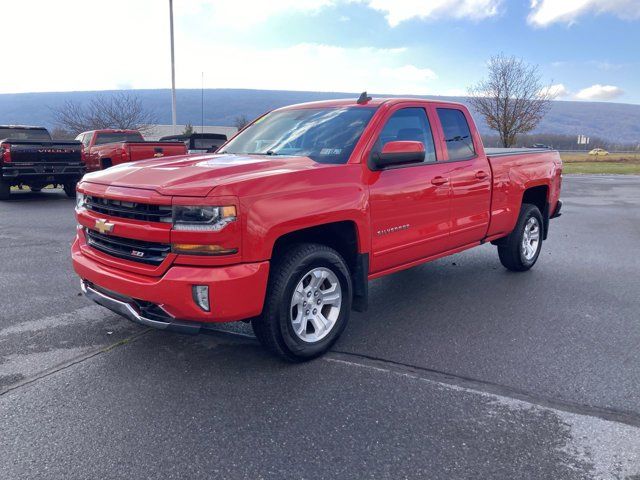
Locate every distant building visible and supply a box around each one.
[143,124,237,141]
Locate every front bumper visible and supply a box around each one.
[72,237,270,325]
[81,280,204,334]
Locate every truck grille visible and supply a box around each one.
[85,195,172,223]
[85,229,171,265]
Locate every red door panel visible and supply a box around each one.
[448,158,491,245]
[369,163,452,274]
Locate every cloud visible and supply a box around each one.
[184,44,439,94]
[541,84,569,98]
[575,84,624,101]
[528,0,640,27]
[587,60,626,71]
[197,0,335,29]
[199,0,504,28]
[357,0,503,26]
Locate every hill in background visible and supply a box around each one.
[1,88,639,145]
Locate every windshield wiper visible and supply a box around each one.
[221,151,283,156]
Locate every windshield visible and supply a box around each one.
[0,128,51,141]
[222,107,376,164]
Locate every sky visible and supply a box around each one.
[2,0,639,103]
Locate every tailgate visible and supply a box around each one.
[8,141,82,164]
[128,142,187,162]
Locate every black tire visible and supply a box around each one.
[252,243,352,362]
[497,203,544,271]
[0,180,9,200]
[63,180,77,198]
[101,158,112,169]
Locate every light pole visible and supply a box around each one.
[169,0,177,134]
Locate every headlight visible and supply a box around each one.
[76,192,86,210]
[172,205,237,231]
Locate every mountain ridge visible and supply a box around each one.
[1,88,639,143]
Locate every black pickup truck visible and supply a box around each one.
[0,126,84,200]
[159,132,228,153]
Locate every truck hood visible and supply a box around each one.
[81,154,329,197]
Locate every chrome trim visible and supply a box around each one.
[81,280,201,334]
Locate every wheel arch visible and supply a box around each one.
[270,221,369,312]
[521,184,550,240]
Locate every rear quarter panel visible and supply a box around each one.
[487,150,562,238]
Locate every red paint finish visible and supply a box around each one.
[381,140,425,155]
[72,98,562,325]
[78,129,187,172]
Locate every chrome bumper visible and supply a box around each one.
[81,280,202,334]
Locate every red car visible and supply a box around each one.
[72,97,562,360]
[76,129,187,172]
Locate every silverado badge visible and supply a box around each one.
[95,219,114,234]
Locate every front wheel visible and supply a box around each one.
[0,180,10,200]
[497,203,543,271]
[252,243,352,361]
[63,180,77,198]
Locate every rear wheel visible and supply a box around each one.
[497,203,543,271]
[252,243,352,361]
[63,180,77,198]
[0,180,10,200]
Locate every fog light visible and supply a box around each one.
[192,285,210,312]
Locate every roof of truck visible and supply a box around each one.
[81,129,141,134]
[279,97,467,110]
[0,125,48,130]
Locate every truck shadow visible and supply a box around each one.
[4,189,73,203]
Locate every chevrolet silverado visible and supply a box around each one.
[76,129,187,172]
[0,125,84,200]
[72,96,563,361]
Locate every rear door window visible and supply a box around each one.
[375,108,437,163]
[436,108,476,161]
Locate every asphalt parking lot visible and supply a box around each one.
[1,175,639,479]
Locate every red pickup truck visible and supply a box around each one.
[72,97,562,360]
[76,129,187,172]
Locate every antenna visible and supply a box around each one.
[357,91,372,104]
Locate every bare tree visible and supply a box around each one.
[52,92,156,135]
[49,127,75,140]
[233,115,250,130]
[468,55,555,148]
[182,123,195,136]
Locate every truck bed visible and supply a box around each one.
[485,147,556,157]
[485,148,562,240]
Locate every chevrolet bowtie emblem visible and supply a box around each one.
[95,218,114,234]
[153,152,164,158]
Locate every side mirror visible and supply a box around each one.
[369,141,425,170]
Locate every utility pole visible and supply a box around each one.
[169,0,177,134]
[201,72,204,134]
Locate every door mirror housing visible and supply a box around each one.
[369,141,426,170]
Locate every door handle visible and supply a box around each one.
[431,176,448,186]
[475,170,489,179]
